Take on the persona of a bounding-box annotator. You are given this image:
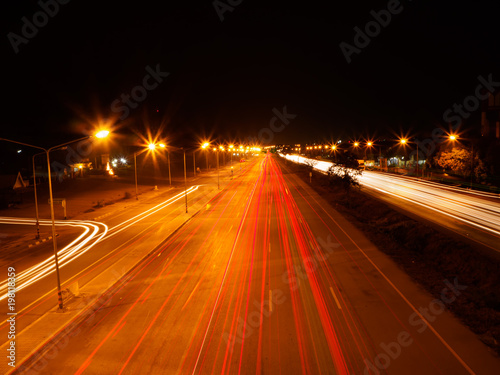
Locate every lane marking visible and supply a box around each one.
[269,290,273,312]
[329,286,342,310]
[296,178,477,375]
[191,160,263,375]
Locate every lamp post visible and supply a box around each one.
[201,142,210,171]
[134,151,139,199]
[213,147,220,190]
[229,145,234,167]
[31,147,66,238]
[134,143,167,199]
[1,131,109,311]
[32,151,46,239]
[183,149,188,213]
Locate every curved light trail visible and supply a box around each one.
[0,217,108,300]
[0,185,201,301]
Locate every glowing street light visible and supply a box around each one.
[134,142,167,199]
[201,142,210,170]
[95,130,110,139]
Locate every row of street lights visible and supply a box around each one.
[303,134,473,178]
[133,141,257,210]
[1,133,260,310]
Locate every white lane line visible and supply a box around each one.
[191,162,263,375]
[330,286,342,310]
[269,290,273,312]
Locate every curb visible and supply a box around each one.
[27,234,59,248]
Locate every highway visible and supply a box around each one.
[283,154,500,252]
[15,154,500,374]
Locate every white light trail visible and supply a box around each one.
[0,217,108,300]
[0,185,202,299]
[282,154,500,237]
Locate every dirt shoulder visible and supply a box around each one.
[278,156,500,356]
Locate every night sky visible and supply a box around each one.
[2,0,500,149]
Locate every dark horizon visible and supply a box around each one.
[2,1,500,149]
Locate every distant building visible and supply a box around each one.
[481,91,500,138]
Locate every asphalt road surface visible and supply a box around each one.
[14,154,500,374]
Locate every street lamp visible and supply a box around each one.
[220,145,225,166]
[0,131,110,311]
[134,142,167,199]
[365,141,373,159]
[213,147,220,189]
[95,130,110,139]
[398,138,419,175]
[201,142,210,171]
[331,145,338,162]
